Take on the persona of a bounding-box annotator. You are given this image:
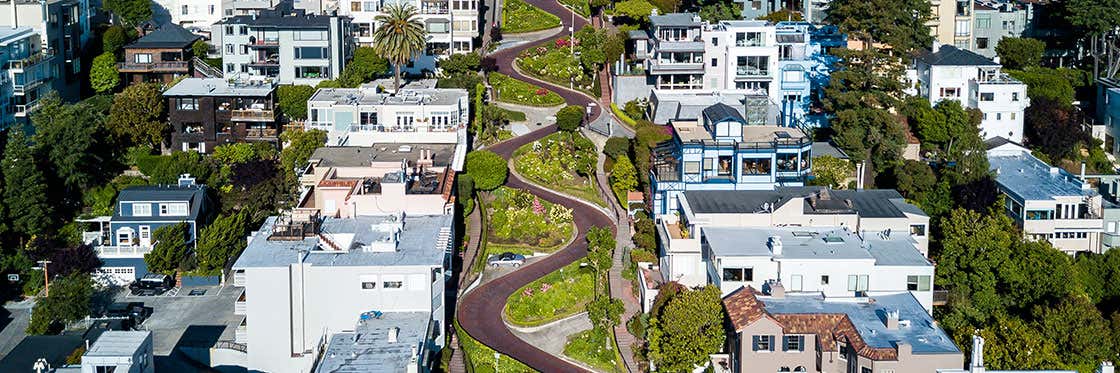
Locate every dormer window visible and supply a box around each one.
[132,203,152,217]
[160,203,189,216]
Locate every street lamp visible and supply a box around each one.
[493,351,500,370]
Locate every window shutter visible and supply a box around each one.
[798,336,804,351]
[782,336,789,351]
[769,336,775,351]
[752,335,760,351]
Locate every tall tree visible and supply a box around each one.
[145,222,192,274]
[338,47,391,88]
[26,274,93,335]
[609,156,638,204]
[647,285,726,372]
[32,94,112,192]
[977,314,1062,371]
[825,0,932,52]
[195,212,248,273]
[464,150,508,191]
[1032,296,1114,371]
[104,0,152,26]
[807,155,854,189]
[108,82,166,148]
[994,37,1044,70]
[102,26,128,54]
[276,85,316,120]
[279,130,327,184]
[91,53,120,94]
[823,48,909,173]
[1024,97,1090,162]
[1064,0,1120,35]
[371,3,427,91]
[3,129,51,237]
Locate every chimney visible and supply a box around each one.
[769,281,785,299]
[1100,362,1115,373]
[992,56,1001,65]
[970,334,986,373]
[932,40,942,52]
[388,327,399,343]
[650,8,658,17]
[884,309,899,330]
[178,174,197,187]
[768,235,783,256]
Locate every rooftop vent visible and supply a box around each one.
[388,327,399,343]
[885,309,899,330]
[178,174,196,187]
[768,235,783,256]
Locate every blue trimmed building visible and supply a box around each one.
[650,103,812,215]
[84,175,214,285]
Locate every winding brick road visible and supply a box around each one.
[455,2,613,371]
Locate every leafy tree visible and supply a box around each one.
[586,226,615,285]
[108,83,166,148]
[145,222,191,274]
[890,160,936,202]
[757,9,804,22]
[556,105,585,132]
[603,29,627,65]
[3,129,52,237]
[102,26,127,54]
[586,297,624,331]
[191,40,210,58]
[277,85,317,120]
[830,107,907,171]
[1024,97,1090,162]
[978,314,1062,370]
[1032,296,1114,371]
[372,3,428,90]
[212,142,278,165]
[609,156,638,204]
[104,0,152,26]
[465,150,507,191]
[994,37,1044,70]
[436,53,482,89]
[280,130,327,183]
[647,0,680,13]
[133,151,217,185]
[339,47,391,87]
[45,244,102,278]
[807,155,853,188]
[1064,0,1120,35]
[91,53,120,94]
[647,285,726,372]
[195,212,248,273]
[614,0,658,23]
[226,160,286,221]
[32,93,114,192]
[825,0,931,52]
[26,274,93,335]
[604,137,630,160]
[1007,68,1075,104]
[823,48,909,173]
[697,0,740,22]
[457,173,475,214]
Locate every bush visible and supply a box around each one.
[102,26,127,54]
[277,85,317,120]
[556,105,585,132]
[995,37,1044,70]
[609,155,638,205]
[604,137,630,160]
[465,150,508,191]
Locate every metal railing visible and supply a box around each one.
[117,61,189,71]
[245,127,279,138]
[215,341,247,353]
[231,109,276,122]
[95,245,153,257]
[6,52,52,70]
[736,66,770,77]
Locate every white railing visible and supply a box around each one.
[82,232,103,245]
[233,270,247,287]
[95,245,153,258]
[235,299,247,315]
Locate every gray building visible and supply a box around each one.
[213,3,350,85]
[0,0,92,102]
[970,0,1031,58]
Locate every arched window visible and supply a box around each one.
[794,366,807,372]
[116,227,135,245]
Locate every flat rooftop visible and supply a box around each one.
[761,292,959,354]
[233,214,452,269]
[742,125,807,143]
[702,226,929,266]
[0,27,34,43]
[316,312,430,373]
[164,78,276,97]
[682,187,926,218]
[84,331,149,357]
[309,87,468,107]
[310,144,456,169]
[988,150,1095,201]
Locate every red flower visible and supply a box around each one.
[535,88,548,96]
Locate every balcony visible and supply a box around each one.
[235,292,247,315]
[245,127,279,138]
[249,39,280,48]
[658,218,700,254]
[421,5,449,13]
[648,60,704,75]
[12,79,46,96]
[247,59,279,67]
[94,245,153,258]
[117,61,190,72]
[233,270,246,287]
[231,109,276,122]
[235,319,248,344]
[6,52,52,71]
[736,66,770,78]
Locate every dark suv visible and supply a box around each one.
[128,274,174,296]
[105,302,152,327]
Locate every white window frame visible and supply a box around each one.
[160,203,189,216]
[132,203,152,217]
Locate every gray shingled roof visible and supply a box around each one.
[126,23,201,49]
[650,13,701,28]
[683,187,923,218]
[217,8,335,28]
[702,103,746,124]
[112,185,209,222]
[915,45,998,66]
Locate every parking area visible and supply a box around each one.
[112,283,243,356]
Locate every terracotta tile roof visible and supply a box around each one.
[723,286,899,361]
[319,179,358,188]
[440,169,455,202]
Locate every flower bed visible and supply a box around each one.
[516,37,599,97]
[501,0,561,33]
[490,73,565,107]
[505,262,596,326]
[487,187,575,252]
[513,132,606,207]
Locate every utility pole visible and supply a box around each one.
[36,260,51,297]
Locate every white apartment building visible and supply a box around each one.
[907,43,1029,143]
[0,0,91,102]
[213,4,350,85]
[0,27,52,128]
[339,0,478,73]
[153,0,222,31]
[75,331,155,373]
[987,139,1105,253]
[656,187,936,311]
[929,0,973,49]
[230,213,454,373]
[305,83,469,146]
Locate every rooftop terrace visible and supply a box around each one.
[988,149,1095,201]
[309,87,468,107]
[316,312,430,373]
[702,226,929,266]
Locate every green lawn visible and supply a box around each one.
[558,0,590,17]
[513,132,607,208]
[490,73,565,107]
[505,262,596,327]
[502,0,561,33]
[490,105,528,121]
[455,321,536,372]
[564,328,624,372]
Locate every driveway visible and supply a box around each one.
[0,300,32,359]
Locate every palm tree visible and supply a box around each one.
[371,3,428,91]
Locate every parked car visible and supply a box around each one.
[129,273,174,296]
[487,252,525,267]
[105,302,152,327]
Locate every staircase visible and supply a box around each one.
[192,57,223,78]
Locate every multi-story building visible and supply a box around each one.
[153,0,223,31]
[907,44,1029,142]
[970,0,1030,58]
[622,14,834,129]
[305,84,469,146]
[649,102,812,215]
[1095,78,1120,155]
[75,331,156,373]
[213,3,351,85]
[230,212,454,373]
[657,187,935,310]
[339,0,477,73]
[0,27,53,128]
[929,0,973,49]
[163,78,280,153]
[720,287,963,373]
[987,139,1105,254]
[0,0,91,102]
[118,23,202,84]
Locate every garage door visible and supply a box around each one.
[95,267,136,286]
